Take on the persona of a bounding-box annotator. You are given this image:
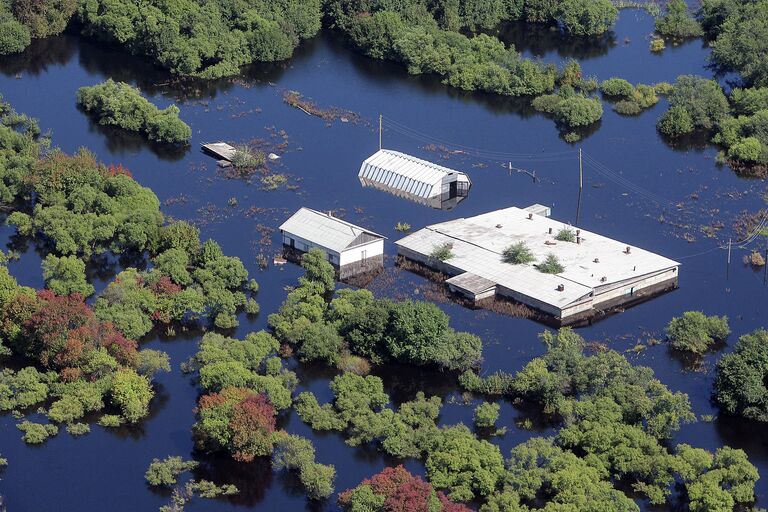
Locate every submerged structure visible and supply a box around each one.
[358,149,471,210]
[279,208,385,278]
[395,205,679,324]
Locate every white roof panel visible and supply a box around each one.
[279,208,385,253]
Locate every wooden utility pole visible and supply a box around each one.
[727,239,732,264]
[379,115,382,150]
[579,148,583,191]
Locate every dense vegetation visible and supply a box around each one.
[0,0,76,55]
[268,249,482,372]
[186,330,335,499]
[654,0,702,39]
[296,328,758,508]
[77,80,191,144]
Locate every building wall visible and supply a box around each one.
[282,233,341,265]
[339,240,385,266]
[591,267,678,308]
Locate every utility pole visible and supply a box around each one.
[379,115,382,151]
[727,239,732,265]
[579,148,583,192]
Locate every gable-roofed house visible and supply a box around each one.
[279,208,386,278]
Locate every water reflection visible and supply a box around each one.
[0,35,77,77]
[81,114,189,162]
[496,22,617,60]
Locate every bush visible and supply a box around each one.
[554,227,576,242]
[502,242,535,264]
[97,414,124,427]
[658,105,695,137]
[430,242,454,262]
[65,422,90,436]
[537,253,565,274]
[727,136,765,164]
[110,368,154,423]
[77,80,191,144]
[230,146,266,170]
[554,96,603,128]
[650,38,666,53]
[531,94,563,114]
[714,329,768,421]
[613,100,642,116]
[17,421,58,444]
[600,78,635,98]
[666,312,730,354]
[145,456,199,486]
[473,402,500,428]
[299,462,336,500]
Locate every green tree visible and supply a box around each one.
[655,0,703,39]
[666,311,730,353]
[110,368,154,423]
[42,254,94,297]
[556,0,617,36]
[714,329,768,421]
[145,456,199,486]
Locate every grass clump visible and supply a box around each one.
[230,145,266,170]
[98,414,124,428]
[666,312,730,354]
[395,222,411,233]
[503,242,535,264]
[66,423,91,436]
[430,242,454,262]
[260,174,288,190]
[538,253,565,274]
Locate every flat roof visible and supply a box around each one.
[396,206,679,309]
[279,208,385,253]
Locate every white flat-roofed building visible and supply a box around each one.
[358,149,471,210]
[279,208,386,277]
[395,205,679,324]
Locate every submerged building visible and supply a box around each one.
[358,149,471,210]
[279,208,385,278]
[395,205,679,324]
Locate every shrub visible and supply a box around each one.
[17,421,58,444]
[230,145,266,170]
[554,227,576,242]
[145,456,199,486]
[531,94,563,114]
[537,253,565,274]
[97,414,124,427]
[395,222,411,232]
[554,96,603,128]
[666,312,730,354]
[502,242,535,264]
[65,422,90,436]
[430,242,454,262]
[77,80,190,144]
[600,78,635,98]
[110,368,154,423]
[658,76,729,135]
[727,137,765,163]
[614,100,642,116]
[473,402,500,428]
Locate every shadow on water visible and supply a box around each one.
[0,35,77,77]
[495,22,617,60]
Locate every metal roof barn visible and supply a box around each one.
[358,149,471,209]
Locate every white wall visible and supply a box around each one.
[339,240,384,266]
[282,233,341,265]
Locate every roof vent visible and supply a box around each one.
[576,229,581,236]
[528,213,533,220]
[624,245,631,254]
[556,284,565,291]
[496,224,503,228]
[548,227,552,234]
[576,237,581,244]
[633,265,636,271]
[600,276,607,282]
[593,258,600,263]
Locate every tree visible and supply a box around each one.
[658,76,729,135]
[42,255,94,297]
[714,329,768,421]
[300,248,336,293]
[553,96,603,128]
[145,456,199,486]
[473,402,500,428]
[110,368,153,423]
[426,425,505,501]
[655,0,703,39]
[556,0,617,37]
[709,1,768,87]
[0,19,31,55]
[666,311,730,353]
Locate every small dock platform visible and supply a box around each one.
[202,142,237,161]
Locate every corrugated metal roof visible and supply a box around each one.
[279,208,385,253]
[395,206,679,309]
[358,149,467,200]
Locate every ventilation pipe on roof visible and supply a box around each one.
[600,276,607,282]
[625,245,631,254]
[594,258,600,263]
[557,284,565,291]
[577,237,581,244]
[548,227,552,234]
[528,213,533,220]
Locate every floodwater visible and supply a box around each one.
[0,9,766,511]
